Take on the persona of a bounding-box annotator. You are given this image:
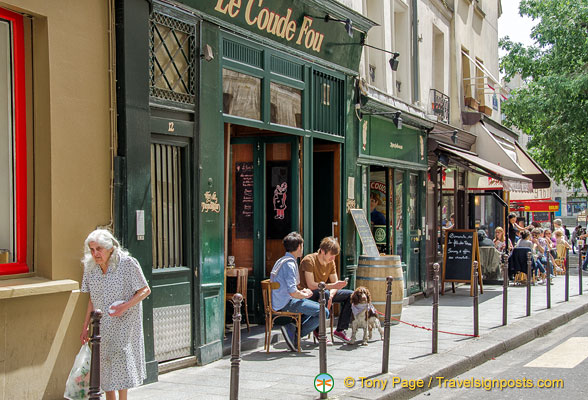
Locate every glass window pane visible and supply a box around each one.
[409,174,417,230]
[0,20,15,263]
[222,68,261,120]
[270,82,302,128]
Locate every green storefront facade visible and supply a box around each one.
[114,0,375,381]
[357,97,433,296]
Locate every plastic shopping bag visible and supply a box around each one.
[64,343,92,400]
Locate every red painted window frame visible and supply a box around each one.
[0,8,27,275]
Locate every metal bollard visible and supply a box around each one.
[565,248,569,302]
[502,252,508,326]
[382,276,393,373]
[432,263,440,353]
[526,251,532,317]
[88,310,103,400]
[318,282,328,400]
[579,240,584,296]
[473,262,479,337]
[546,250,551,309]
[230,294,243,400]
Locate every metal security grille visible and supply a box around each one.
[151,143,184,269]
[149,12,195,104]
[313,71,344,136]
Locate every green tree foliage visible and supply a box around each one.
[500,0,588,189]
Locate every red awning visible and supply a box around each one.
[509,199,560,213]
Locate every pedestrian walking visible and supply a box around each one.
[80,229,151,400]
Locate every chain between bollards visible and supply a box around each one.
[230,293,243,400]
[473,262,479,337]
[318,282,328,399]
[565,248,569,302]
[432,263,440,353]
[382,276,393,373]
[502,252,508,326]
[88,310,103,400]
[526,251,532,317]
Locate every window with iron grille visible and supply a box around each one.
[312,70,344,137]
[149,12,195,104]
[151,143,184,269]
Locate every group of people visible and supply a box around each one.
[492,214,574,284]
[270,232,355,351]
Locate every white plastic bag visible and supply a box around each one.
[64,343,92,400]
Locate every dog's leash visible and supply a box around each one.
[373,309,479,338]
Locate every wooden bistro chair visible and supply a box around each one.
[225,267,250,331]
[261,279,302,352]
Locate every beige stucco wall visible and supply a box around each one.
[450,0,501,125]
[0,0,112,398]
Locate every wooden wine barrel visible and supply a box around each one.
[356,255,404,324]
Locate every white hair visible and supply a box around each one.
[553,219,562,227]
[82,229,129,272]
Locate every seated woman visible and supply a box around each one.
[516,230,546,284]
[493,226,510,253]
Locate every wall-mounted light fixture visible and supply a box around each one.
[201,44,214,62]
[356,109,403,129]
[428,129,459,145]
[324,14,354,38]
[392,111,402,129]
[360,37,400,72]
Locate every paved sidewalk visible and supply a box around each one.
[131,256,588,399]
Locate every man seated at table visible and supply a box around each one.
[270,232,327,352]
[299,236,353,343]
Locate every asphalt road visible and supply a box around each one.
[413,310,588,399]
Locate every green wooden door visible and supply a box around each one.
[406,173,423,294]
[150,128,194,363]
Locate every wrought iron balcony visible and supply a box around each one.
[429,89,450,123]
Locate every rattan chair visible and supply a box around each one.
[261,279,302,352]
[226,267,250,331]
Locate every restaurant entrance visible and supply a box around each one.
[227,127,300,322]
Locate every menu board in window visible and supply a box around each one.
[235,162,254,238]
[266,162,291,239]
[442,229,482,296]
[349,209,380,257]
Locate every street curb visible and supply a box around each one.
[340,297,588,399]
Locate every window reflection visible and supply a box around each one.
[222,69,261,120]
[270,82,302,128]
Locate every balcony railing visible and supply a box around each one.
[429,89,450,123]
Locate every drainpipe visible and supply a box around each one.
[412,0,420,103]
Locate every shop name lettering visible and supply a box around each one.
[214,0,325,52]
[202,191,221,213]
[390,142,403,150]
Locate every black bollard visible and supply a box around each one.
[502,252,508,326]
[473,262,479,337]
[526,251,532,317]
[230,294,243,400]
[565,248,569,301]
[382,276,393,373]
[579,240,584,296]
[433,263,440,353]
[318,282,328,400]
[546,250,551,309]
[88,310,103,400]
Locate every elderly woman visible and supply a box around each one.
[80,229,151,400]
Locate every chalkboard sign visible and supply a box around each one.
[350,209,380,257]
[235,162,254,238]
[442,229,482,295]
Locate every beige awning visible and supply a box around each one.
[437,143,533,192]
[478,122,551,189]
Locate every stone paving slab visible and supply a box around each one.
[131,258,588,399]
